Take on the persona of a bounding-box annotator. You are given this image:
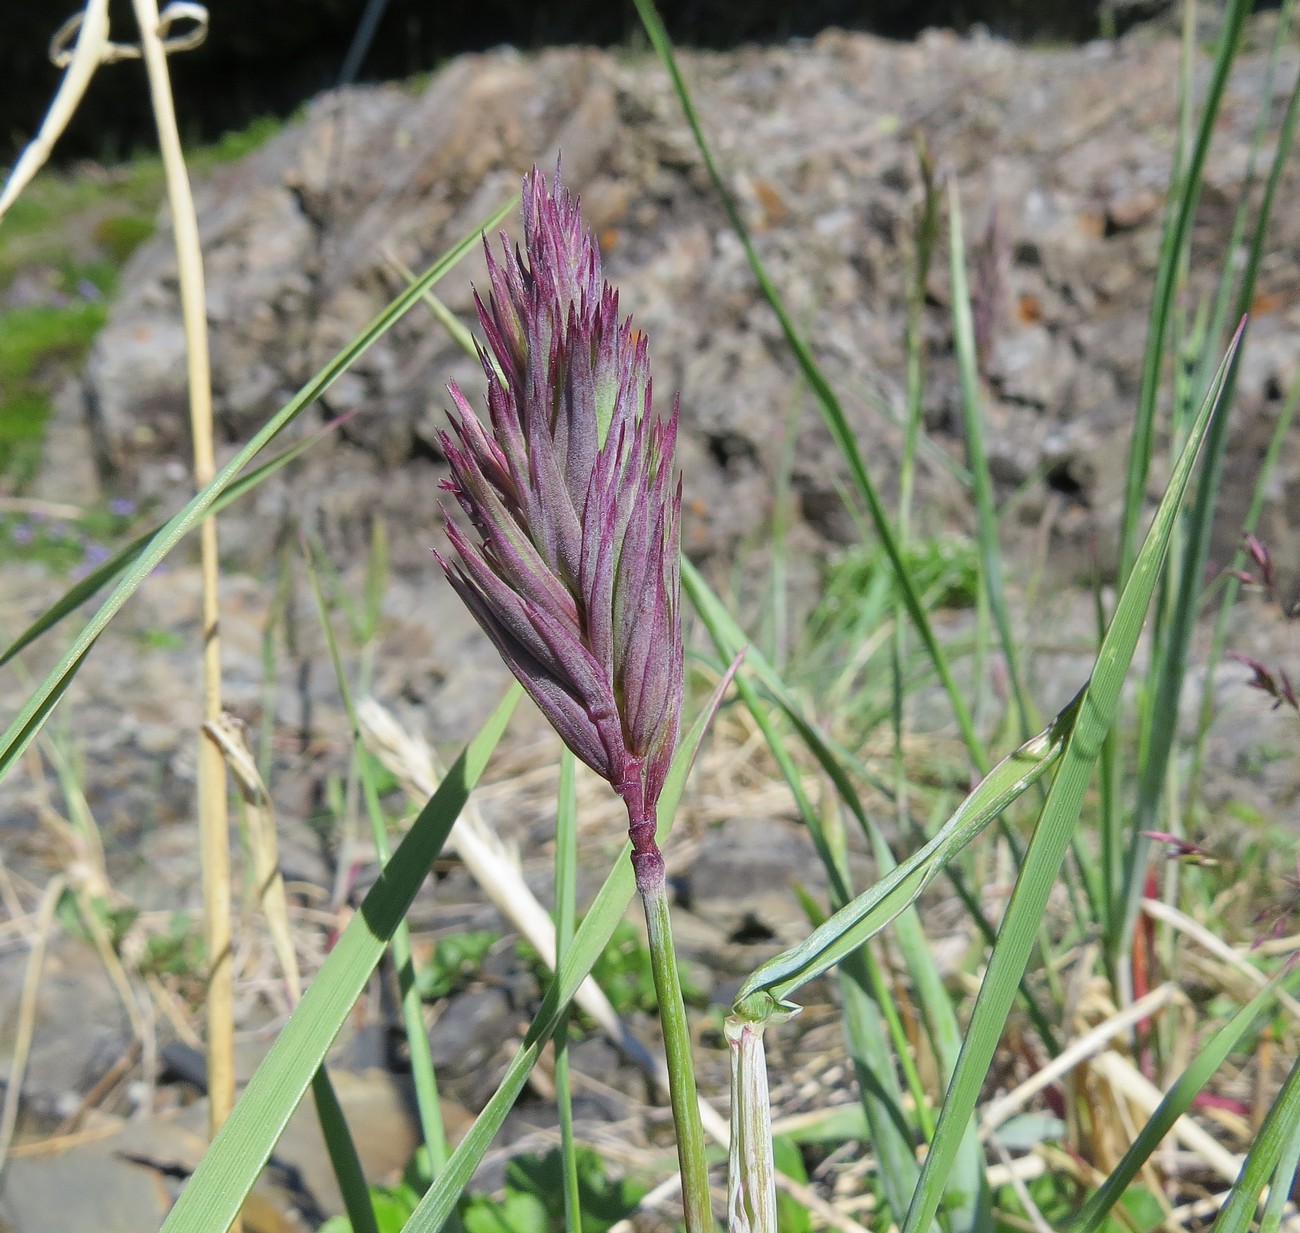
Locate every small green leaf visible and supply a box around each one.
[462,1191,549,1233]
[735,687,1082,1009]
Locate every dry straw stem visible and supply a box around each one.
[990,1138,1056,1233]
[358,699,732,1138]
[0,498,85,520]
[605,1169,874,1233]
[1170,1192,1300,1231]
[1252,933,1300,959]
[831,1156,1053,1227]
[2,0,233,1150]
[127,0,233,1143]
[0,1,110,220]
[205,713,303,1003]
[0,875,65,1176]
[25,735,148,1045]
[1140,897,1300,1025]
[1088,1052,1247,1186]
[980,983,1186,1137]
[0,1,207,221]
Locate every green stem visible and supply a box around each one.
[555,752,582,1233]
[639,873,713,1232]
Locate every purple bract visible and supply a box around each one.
[437,165,684,875]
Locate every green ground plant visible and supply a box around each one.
[0,111,284,487]
[1,0,1299,1231]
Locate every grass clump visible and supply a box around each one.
[0,113,288,488]
[187,113,287,171]
[0,300,107,482]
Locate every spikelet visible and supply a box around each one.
[437,164,684,871]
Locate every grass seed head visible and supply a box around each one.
[437,163,684,850]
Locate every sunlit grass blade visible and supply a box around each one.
[0,193,516,785]
[554,749,581,1233]
[1192,0,1297,398]
[0,412,358,668]
[734,687,1080,1013]
[633,0,989,774]
[1212,1048,1300,1233]
[899,136,939,538]
[1257,1105,1300,1233]
[865,818,989,1233]
[683,559,893,801]
[947,180,1031,740]
[691,556,983,1227]
[1116,0,1249,582]
[158,685,522,1233]
[301,538,450,1171]
[397,677,729,1233]
[706,621,924,1220]
[900,327,1243,1233]
[1071,965,1300,1233]
[837,954,922,1223]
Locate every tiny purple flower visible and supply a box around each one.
[109,498,137,517]
[1230,652,1300,715]
[437,165,684,885]
[11,522,34,546]
[1244,533,1275,591]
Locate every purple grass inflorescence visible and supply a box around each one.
[437,164,684,888]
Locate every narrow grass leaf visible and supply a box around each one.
[0,194,515,785]
[158,686,522,1233]
[870,827,989,1233]
[684,558,892,802]
[838,954,922,1222]
[706,627,923,1220]
[901,328,1242,1233]
[693,548,983,1226]
[948,179,1067,1047]
[1117,0,1249,581]
[0,412,357,668]
[1212,1047,1300,1233]
[301,538,451,1169]
[948,180,1030,739]
[1193,0,1298,395]
[1124,3,1300,934]
[1257,1103,1300,1233]
[735,688,1081,1012]
[686,558,1058,1046]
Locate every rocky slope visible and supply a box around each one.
[77,25,1300,596]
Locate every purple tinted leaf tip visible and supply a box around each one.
[438,161,685,848]
[1229,652,1300,714]
[1244,533,1275,591]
